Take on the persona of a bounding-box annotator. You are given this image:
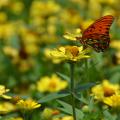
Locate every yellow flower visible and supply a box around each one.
[113,50,120,65]
[91,80,120,101]
[10,1,24,14]
[0,85,12,99]
[61,116,73,120]
[42,108,60,119]
[59,9,82,26]
[30,1,60,17]
[88,0,101,18]
[110,40,120,50]
[17,98,41,110]
[98,0,118,5]
[52,116,73,120]
[82,20,94,30]
[9,117,23,120]
[25,44,39,55]
[63,28,82,41]
[3,46,18,57]
[50,46,90,62]
[3,46,35,72]
[82,105,90,112]
[0,23,15,39]
[47,24,56,35]
[0,0,10,8]
[37,74,68,92]
[103,95,120,107]
[102,8,115,17]
[42,108,53,119]
[0,12,7,23]
[0,102,16,114]
[44,48,62,64]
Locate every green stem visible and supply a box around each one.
[70,62,76,120]
[116,109,120,120]
[85,60,89,82]
[22,110,31,120]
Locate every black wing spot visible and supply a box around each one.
[105,31,109,34]
[106,28,109,30]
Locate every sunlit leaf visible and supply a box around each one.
[38,93,70,103]
[57,100,84,119]
[56,72,70,82]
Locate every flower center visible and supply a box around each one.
[65,46,79,57]
[49,81,57,89]
[103,87,115,97]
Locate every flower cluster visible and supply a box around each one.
[0,85,11,99]
[37,74,68,92]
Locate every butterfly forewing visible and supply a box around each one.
[80,15,114,52]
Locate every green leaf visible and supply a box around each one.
[38,93,70,103]
[56,72,70,82]
[75,82,98,92]
[57,100,84,120]
[74,94,88,104]
[103,109,117,120]
[110,72,120,83]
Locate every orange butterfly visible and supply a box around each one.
[77,15,114,52]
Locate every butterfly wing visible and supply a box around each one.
[81,15,114,52]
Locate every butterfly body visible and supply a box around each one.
[78,15,114,52]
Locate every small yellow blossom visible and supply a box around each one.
[12,96,22,104]
[30,1,61,17]
[44,48,62,64]
[59,9,82,26]
[61,116,73,120]
[88,0,101,18]
[17,99,41,110]
[110,40,120,50]
[8,117,24,120]
[37,74,68,92]
[25,44,39,55]
[0,23,15,39]
[50,46,90,62]
[52,116,73,120]
[42,108,53,119]
[3,46,18,57]
[52,116,74,120]
[0,12,7,23]
[0,102,16,114]
[103,95,120,107]
[63,28,82,41]
[0,85,11,99]
[82,105,90,112]
[113,51,120,65]
[0,0,10,8]
[3,46,35,72]
[82,20,94,30]
[91,80,120,101]
[9,117,23,120]
[102,8,115,17]
[10,1,24,14]
[42,108,60,119]
[98,0,118,5]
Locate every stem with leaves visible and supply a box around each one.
[70,62,76,120]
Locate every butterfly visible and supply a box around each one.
[76,15,114,52]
